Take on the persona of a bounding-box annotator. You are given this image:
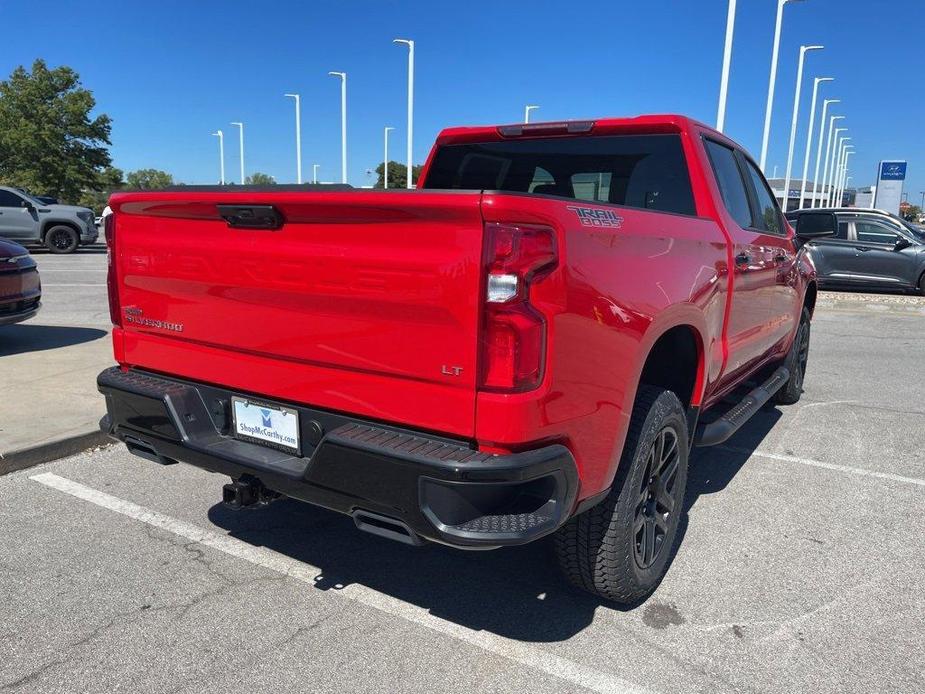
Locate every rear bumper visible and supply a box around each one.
[97,367,579,548]
[0,298,40,326]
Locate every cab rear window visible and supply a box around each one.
[423,134,696,216]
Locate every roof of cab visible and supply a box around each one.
[434,114,719,146]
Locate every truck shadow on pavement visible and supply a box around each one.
[206,407,782,643]
[0,324,108,356]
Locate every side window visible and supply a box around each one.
[855,220,900,245]
[704,140,752,228]
[743,160,782,234]
[0,190,24,207]
[796,213,845,240]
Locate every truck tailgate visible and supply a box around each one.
[110,190,485,438]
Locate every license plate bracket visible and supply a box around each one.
[231,397,301,456]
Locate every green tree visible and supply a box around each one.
[0,59,112,203]
[374,161,423,189]
[126,168,174,189]
[245,172,275,185]
[76,165,123,213]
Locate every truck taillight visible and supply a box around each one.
[479,222,557,392]
[104,213,120,327]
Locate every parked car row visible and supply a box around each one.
[787,207,925,294]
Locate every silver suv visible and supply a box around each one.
[0,186,98,253]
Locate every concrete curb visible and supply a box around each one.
[0,430,112,476]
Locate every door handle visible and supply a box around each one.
[735,253,751,266]
[855,246,871,252]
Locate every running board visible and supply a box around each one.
[694,367,789,447]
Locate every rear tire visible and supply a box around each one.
[554,386,688,604]
[918,272,925,296]
[45,225,79,254]
[773,307,811,405]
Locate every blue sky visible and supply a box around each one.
[4,1,923,200]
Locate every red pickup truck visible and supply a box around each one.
[98,115,830,603]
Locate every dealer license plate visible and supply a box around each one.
[231,397,300,454]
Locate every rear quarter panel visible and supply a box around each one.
[476,194,729,497]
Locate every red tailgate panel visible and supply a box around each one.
[111,191,485,438]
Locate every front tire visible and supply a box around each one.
[554,386,688,604]
[45,225,79,254]
[773,307,811,405]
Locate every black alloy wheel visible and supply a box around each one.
[634,427,681,569]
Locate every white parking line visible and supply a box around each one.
[29,472,653,694]
[719,446,925,488]
[42,283,106,287]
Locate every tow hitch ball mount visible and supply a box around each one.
[222,475,280,510]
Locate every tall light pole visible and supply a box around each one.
[383,126,395,189]
[329,72,347,184]
[211,130,225,185]
[782,45,823,210]
[828,135,850,207]
[819,118,845,207]
[824,132,846,207]
[760,0,806,172]
[230,122,245,184]
[524,105,540,123]
[920,191,924,211]
[393,39,415,189]
[837,149,855,207]
[831,137,851,207]
[284,93,302,184]
[809,95,837,208]
[716,0,737,132]
[313,164,320,184]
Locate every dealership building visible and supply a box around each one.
[767,179,856,211]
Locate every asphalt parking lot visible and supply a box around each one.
[1,293,923,693]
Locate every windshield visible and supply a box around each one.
[889,214,925,239]
[18,190,45,206]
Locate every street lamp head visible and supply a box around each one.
[816,77,834,85]
[329,71,346,79]
[230,121,242,127]
[212,130,222,137]
[284,93,299,100]
[801,44,824,53]
[385,126,395,133]
[393,38,414,47]
[824,98,841,106]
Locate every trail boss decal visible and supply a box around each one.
[566,206,624,229]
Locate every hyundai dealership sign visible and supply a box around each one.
[873,161,907,214]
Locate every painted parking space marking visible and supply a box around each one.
[719,446,925,488]
[29,472,654,694]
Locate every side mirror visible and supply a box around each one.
[795,213,837,239]
[20,199,34,211]
[894,237,912,251]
